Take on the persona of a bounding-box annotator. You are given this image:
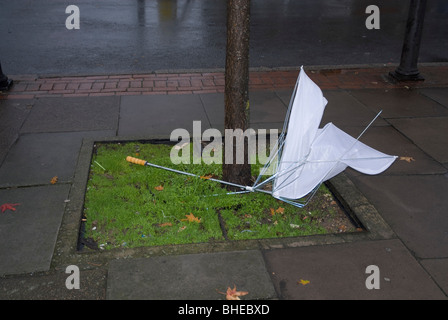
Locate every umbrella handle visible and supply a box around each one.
[126,156,147,166]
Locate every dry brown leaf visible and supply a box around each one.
[298,279,310,286]
[50,176,58,184]
[275,207,285,214]
[200,174,213,180]
[154,185,164,191]
[399,156,415,163]
[270,207,284,216]
[181,213,201,223]
[1,203,20,213]
[159,222,172,227]
[218,285,249,300]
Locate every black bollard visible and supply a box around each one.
[0,61,13,91]
[389,0,427,81]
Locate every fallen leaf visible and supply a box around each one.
[50,176,58,184]
[159,222,172,227]
[87,262,102,267]
[270,207,285,216]
[178,226,187,232]
[1,203,20,213]
[181,213,201,223]
[298,279,310,286]
[154,185,164,191]
[399,156,415,163]
[200,174,213,180]
[218,285,249,300]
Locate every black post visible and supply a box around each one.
[389,0,427,81]
[0,61,13,91]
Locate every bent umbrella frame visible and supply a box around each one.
[126,67,397,208]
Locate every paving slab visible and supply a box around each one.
[419,88,448,108]
[348,88,448,119]
[107,250,277,300]
[388,117,448,164]
[249,90,288,124]
[0,268,107,299]
[322,90,389,127]
[275,89,389,127]
[118,94,210,137]
[341,125,447,175]
[349,174,448,259]
[0,185,70,276]
[0,99,33,163]
[263,239,446,300]
[273,89,293,108]
[197,93,223,129]
[20,96,120,133]
[0,130,115,187]
[420,258,448,296]
[199,92,287,132]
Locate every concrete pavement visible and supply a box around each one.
[0,64,447,300]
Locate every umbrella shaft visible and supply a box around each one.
[144,162,247,190]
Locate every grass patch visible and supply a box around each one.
[81,141,357,250]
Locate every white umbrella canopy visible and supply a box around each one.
[270,67,397,203]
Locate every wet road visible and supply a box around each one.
[1,0,447,76]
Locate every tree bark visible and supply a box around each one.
[223,0,252,188]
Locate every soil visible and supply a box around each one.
[301,190,362,234]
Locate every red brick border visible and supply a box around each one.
[1,66,447,100]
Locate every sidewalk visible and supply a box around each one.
[0,64,447,300]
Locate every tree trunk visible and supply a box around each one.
[223,0,252,188]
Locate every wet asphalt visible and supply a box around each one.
[1,0,447,76]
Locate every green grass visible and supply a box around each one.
[82,141,354,250]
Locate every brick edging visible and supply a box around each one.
[2,66,448,100]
